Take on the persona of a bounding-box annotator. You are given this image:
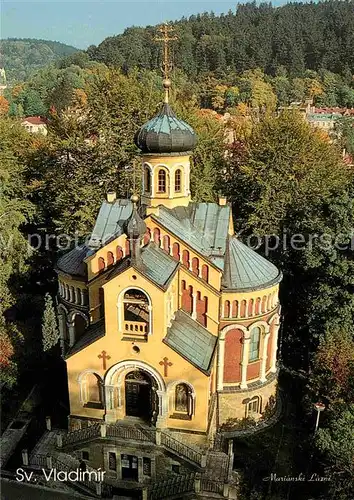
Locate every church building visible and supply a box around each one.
[55,53,282,494]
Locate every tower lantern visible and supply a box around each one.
[134,23,197,210]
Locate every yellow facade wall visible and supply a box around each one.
[66,266,213,433]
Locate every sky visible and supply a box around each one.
[1,0,291,49]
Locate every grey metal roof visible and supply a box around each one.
[67,319,105,357]
[106,242,178,289]
[164,310,217,373]
[88,199,133,248]
[222,236,282,292]
[154,202,230,259]
[56,245,93,277]
[140,243,179,287]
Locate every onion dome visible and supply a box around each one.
[222,236,282,292]
[124,195,147,240]
[134,103,197,154]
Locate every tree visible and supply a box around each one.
[41,293,59,352]
[0,96,9,116]
[0,117,36,387]
[309,328,354,406]
[316,405,354,499]
[222,110,354,370]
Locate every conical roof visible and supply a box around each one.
[222,236,282,292]
[134,103,197,154]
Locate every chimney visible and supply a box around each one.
[107,191,116,203]
[219,196,227,206]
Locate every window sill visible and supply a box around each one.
[84,402,104,409]
[170,413,192,421]
[121,336,148,343]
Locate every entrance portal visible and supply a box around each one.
[125,370,158,422]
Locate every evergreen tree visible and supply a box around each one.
[41,293,59,352]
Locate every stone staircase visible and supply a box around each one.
[61,422,206,468]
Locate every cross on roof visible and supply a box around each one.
[154,23,178,103]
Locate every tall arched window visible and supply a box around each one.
[163,235,170,253]
[158,169,166,193]
[248,298,254,317]
[98,257,105,272]
[174,169,181,192]
[191,257,199,276]
[143,228,151,246]
[144,166,151,193]
[224,300,230,318]
[172,242,180,261]
[174,383,193,416]
[107,251,114,267]
[249,327,261,361]
[122,289,150,336]
[240,300,247,318]
[80,372,103,409]
[232,300,238,318]
[116,246,123,261]
[153,228,161,246]
[182,249,190,268]
[201,264,209,282]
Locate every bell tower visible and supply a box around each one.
[134,24,197,210]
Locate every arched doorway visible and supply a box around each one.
[124,370,158,422]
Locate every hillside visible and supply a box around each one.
[0,38,79,82]
[87,1,354,77]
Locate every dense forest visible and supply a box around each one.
[88,1,354,77]
[0,38,79,82]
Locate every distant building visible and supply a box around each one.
[21,116,48,136]
[0,67,7,96]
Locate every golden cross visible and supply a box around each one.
[98,350,111,370]
[159,356,173,377]
[154,23,178,103]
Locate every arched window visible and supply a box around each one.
[248,298,254,317]
[266,294,272,311]
[246,396,261,417]
[98,257,105,272]
[123,289,150,336]
[144,166,151,193]
[172,242,180,260]
[153,228,161,246]
[224,300,230,318]
[249,327,261,361]
[80,373,103,409]
[157,169,166,193]
[143,228,151,246]
[255,297,261,315]
[73,313,87,340]
[201,264,209,282]
[163,235,170,253]
[182,285,193,315]
[116,246,123,261]
[125,239,130,256]
[174,169,181,192]
[175,383,193,416]
[191,257,199,276]
[107,251,114,267]
[232,300,238,318]
[261,296,267,313]
[240,300,247,318]
[182,249,190,268]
